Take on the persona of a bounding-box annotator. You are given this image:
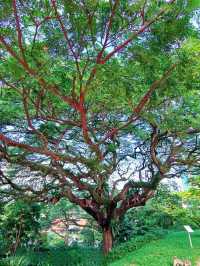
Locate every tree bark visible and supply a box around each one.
[103,226,113,255]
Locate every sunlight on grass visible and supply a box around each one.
[109,231,200,266]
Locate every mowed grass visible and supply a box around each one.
[109,231,200,266]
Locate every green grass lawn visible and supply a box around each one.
[109,231,200,266]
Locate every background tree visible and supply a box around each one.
[113,184,177,243]
[40,198,99,246]
[113,182,200,246]
[186,176,200,199]
[0,200,41,255]
[179,176,200,226]
[0,0,200,254]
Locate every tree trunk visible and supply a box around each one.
[103,227,113,255]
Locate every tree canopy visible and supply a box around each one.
[0,0,200,253]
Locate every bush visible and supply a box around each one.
[0,246,107,266]
[0,200,41,254]
[113,184,200,245]
[113,206,170,245]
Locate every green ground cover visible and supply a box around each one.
[0,246,106,266]
[1,230,200,266]
[109,231,200,266]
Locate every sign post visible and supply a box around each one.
[184,225,194,248]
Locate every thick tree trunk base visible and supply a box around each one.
[103,227,113,255]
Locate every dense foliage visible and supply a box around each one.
[0,200,41,255]
[113,184,200,244]
[0,0,200,253]
[0,185,199,265]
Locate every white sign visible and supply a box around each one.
[184,225,194,233]
[184,225,194,248]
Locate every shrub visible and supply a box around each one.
[0,200,41,254]
[0,246,107,266]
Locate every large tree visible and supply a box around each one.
[0,0,200,253]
